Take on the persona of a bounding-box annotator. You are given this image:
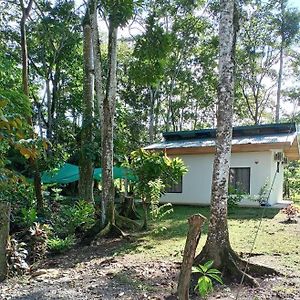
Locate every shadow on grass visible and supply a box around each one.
[137,205,280,242]
[35,205,280,269]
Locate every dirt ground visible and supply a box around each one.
[0,238,299,300]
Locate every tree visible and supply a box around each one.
[126,149,187,229]
[194,0,276,286]
[19,0,44,216]
[78,1,95,203]
[274,1,300,122]
[98,0,136,232]
[235,0,278,125]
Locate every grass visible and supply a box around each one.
[114,205,300,274]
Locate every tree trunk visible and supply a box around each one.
[202,0,237,261]
[194,1,278,286]
[149,88,155,143]
[101,17,118,226]
[195,0,238,275]
[0,202,10,282]
[20,0,44,216]
[177,214,206,300]
[91,4,104,123]
[79,6,95,203]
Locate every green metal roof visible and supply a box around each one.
[163,122,298,141]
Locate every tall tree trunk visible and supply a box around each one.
[196,0,236,266]
[275,45,283,123]
[275,0,285,123]
[149,88,155,143]
[194,1,277,286]
[79,7,95,203]
[20,0,44,216]
[101,18,118,226]
[91,3,104,122]
[0,202,10,282]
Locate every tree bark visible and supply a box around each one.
[201,0,236,262]
[194,1,278,286]
[177,214,206,300]
[101,17,118,226]
[0,202,10,282]
[79,5,95,203]
[91,3,104,123]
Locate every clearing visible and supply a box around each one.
[0,205,299,300]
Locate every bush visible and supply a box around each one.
[52,200,95,238]
[47,235,76,254]
[29,223,50,262]
[281,204,299,222]
[7,237,29,276]
[228,186,244,208]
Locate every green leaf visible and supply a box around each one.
[203,260,214,270]
[196,276,213,297]
[207,268,222,275]
[208,273,223,285]
[192,266,203,274]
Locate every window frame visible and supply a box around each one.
[166,175,183,193]
[229,167,251,194]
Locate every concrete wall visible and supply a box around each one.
[161,150,284,206]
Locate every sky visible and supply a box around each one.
[289,0,300,9]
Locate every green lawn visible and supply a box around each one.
[115,205,300,274]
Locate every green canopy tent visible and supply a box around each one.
[41,163,136,184]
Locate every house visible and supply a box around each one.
[144,123,300,207]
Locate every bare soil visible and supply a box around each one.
[1,238,299,300]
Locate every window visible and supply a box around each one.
[229,167,250,194]
[166,176,183,193]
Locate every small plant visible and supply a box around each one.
[52,200,95,238]
[228,186,244,208]
[47,235,76,254]
[29,222,51,262]
[192,260,223,298]
[281,204,299,223]
[20,207,37,228]
[257,181,269,206]
[7,237,29,276]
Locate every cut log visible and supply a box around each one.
[177,214,206,300]
[0,202,10,282]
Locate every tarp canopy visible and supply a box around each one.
[41,163,136,184]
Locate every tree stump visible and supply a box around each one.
[177,214,206,300]
[0,202,10,282]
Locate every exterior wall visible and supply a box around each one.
[161,151,284,206]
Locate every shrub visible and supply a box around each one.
[7,237,29,276]
[19,207,38,228]
[52,200,95,238]
[29,222,51,262]
[47,235,76,254]
[228,186,244,208]
[281,204,299,222]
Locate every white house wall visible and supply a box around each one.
[161,151,284,206]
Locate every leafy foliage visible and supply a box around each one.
[127,149,187,201]
[228,186,244,209]
[192,260,223,297]
[7,237,29,276]
[47,235,76,254]
[52,200,95,238]
[29,223,51,262]
[281,204,299,222]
